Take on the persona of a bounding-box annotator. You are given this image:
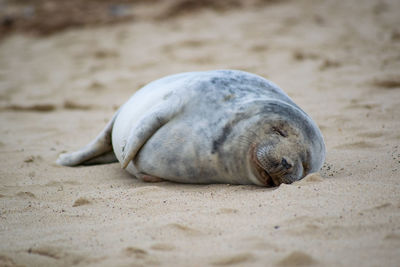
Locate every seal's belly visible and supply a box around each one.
[132,118,252,185]
[134,121,220,184]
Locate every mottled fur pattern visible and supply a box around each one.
[57,70,326,186]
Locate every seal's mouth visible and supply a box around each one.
[250,146,280,187]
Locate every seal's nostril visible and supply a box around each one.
[281,157,292,169]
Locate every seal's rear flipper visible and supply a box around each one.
[82,150,118,165]
[57,110,120,166]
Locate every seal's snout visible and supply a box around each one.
[281,157,293,170]
[252,144,300,186]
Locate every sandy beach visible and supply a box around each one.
[1,0,400,266]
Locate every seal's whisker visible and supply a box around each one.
[237,140,252,146]
[269,164,283,174]
[270,166,286,178]
[246,129,263,143]
[237,135,255,146]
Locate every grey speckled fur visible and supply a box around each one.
[57,70,325,186]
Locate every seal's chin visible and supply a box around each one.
[250,146,282,187]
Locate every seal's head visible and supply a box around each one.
[247,102,325,186]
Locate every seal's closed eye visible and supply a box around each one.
[272,126,287,137]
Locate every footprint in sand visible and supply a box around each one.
[87,80,106,92]
[72,197,91,207]
[0,254,18,266]
[333,141,379,150]
[63,100,93,111]
[361,202,397,213]
[161,39,206,57]
[92,49,119,59]
[124,246,148,259]
[150,243,176,251]
[240,236,281,251]
[162,39,207,54]
[177,39,207,48]
[210,252,254,266]
[27,245,85,265]
[326,114,351,125]
[1,101,96,112]
[16,191,36,198]
[372,76,400,90]
[384,233,400,241]
[344,99,380,110]
[319,59,341,71]
[281,216,330,238]
[132,186,165,196]
[292,50,320,61]
[165,223,203,236]
[277,251,317,266]
[45,180,81,187]
[185,55,215,65]
[249,44,269,53]
[23,155,43,164]
[217,208,239,214]
[371,203,392,210]
[1,104,56,112]
[356,131,383,138]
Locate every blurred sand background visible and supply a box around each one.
[0,0,400,266]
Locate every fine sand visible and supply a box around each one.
[1,0,400,266]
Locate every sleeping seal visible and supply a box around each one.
[57,70,325,186]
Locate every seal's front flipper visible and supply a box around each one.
[121,100,182,169]
[57,110,119,166]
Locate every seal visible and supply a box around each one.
[57,70,326,186]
